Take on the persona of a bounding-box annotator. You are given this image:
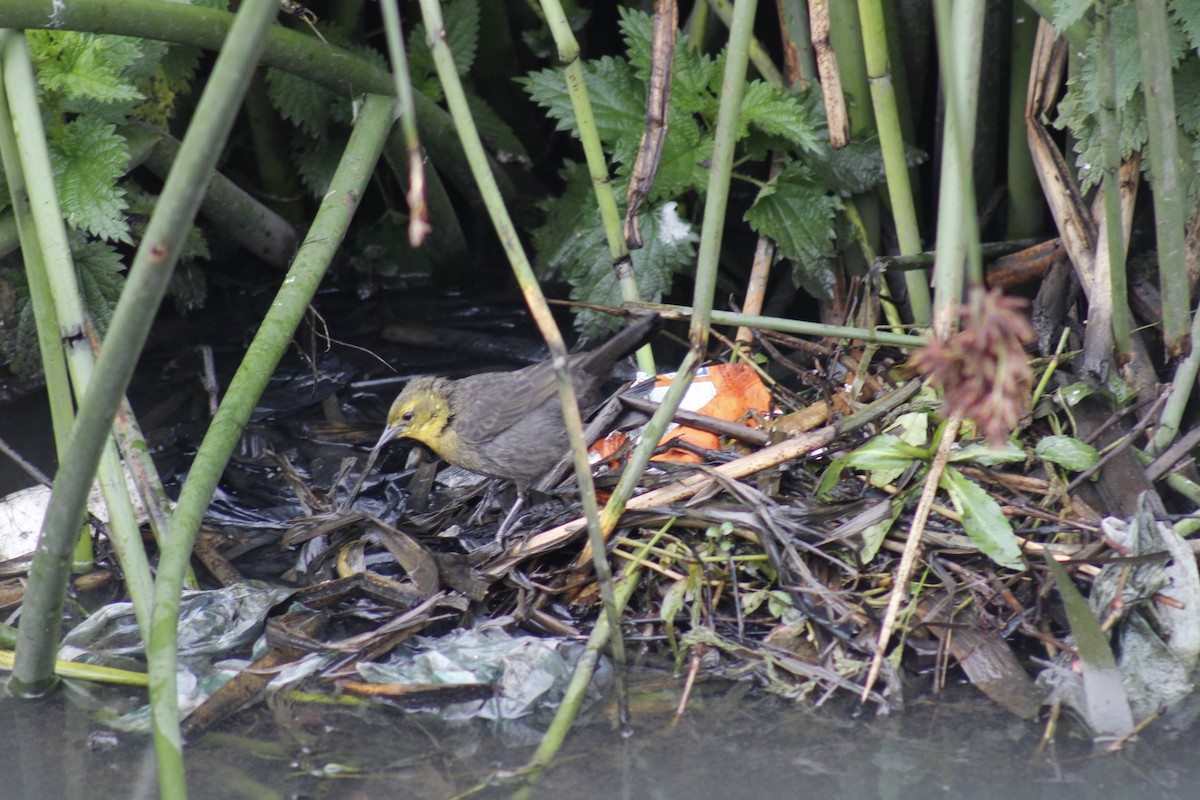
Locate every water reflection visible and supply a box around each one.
[1,676,1195,800]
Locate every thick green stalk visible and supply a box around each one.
[0,64,92,570]
[1095,0,1130,360]
[0,0,518,215]
[776,0,817,85]
[540,0,654,375]
[17,2,280,794]
[1006,7,1042,238]
[1,30,153,688]
[827,0,881,275]
[152,95,395,797]
[1151,296,1200,454]
[0,70,72,470]
[692,0,757,344]
[1135,0,1189,356]
[930,0,985,339]
[415,0,632,727]
[828,0,873,135]
[706,0,784,85]
[634,303,925,347]
[379,0,427,249]
[857,0,931,324]
[599,0,760,539]
[519,530,661,789]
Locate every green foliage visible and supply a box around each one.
[1035,434,1101,471]
[0,22,213,373]
[941,467,1024,570]
[407,0,481,99]
[522,7,868,334]
[1053,1,1200,203]
[49,117,131,244]
[74,239,128,335]
[532,162,696,340]
[744,162,843,287]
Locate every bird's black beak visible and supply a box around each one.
[373,424,400,453]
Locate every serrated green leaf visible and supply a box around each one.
[1170,0,1200,51]
[28,31,144,105]
[941,467,1023,570]
[745,161,841,266]
[532,162,696,340]
[407,0,480,81]
[295,131,349,196]
[738,81,819,152]
[465,93,529,163]
[570,199,696,340]
[265,67,336,139]
[50,117,130,243]
[808,137,924,196]
[619,6,717,116]
[74,240,126,334]
[0,269,39,375]
[1051,0,1094,31]
[523,56,646,147]
[1035,435,1100,471]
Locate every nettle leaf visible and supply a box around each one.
[1035,435,1100,472]
[1175,59,1200,136]
[613,110,711,201]
[407,0,480,100]
[571,201,696,340]
[533,165,695,340]
[745,161,841,266]
[266,67,337,139]
[809,137,924,196]
[50,117,130,243]
[74,240,126,335]
[523,56,646,147]
[619,7,718,116]
[29,31,144,105]
[466,93,529,164]
[0,269,39,375]
[1051,0,1094,31]
[1056,3,1192,191]
[408,0,480,83]
[1170,0,1200,51]
[295,131,349,196]
[941,467,1024,570]
[738,81,819,152]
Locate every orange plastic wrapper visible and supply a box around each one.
[651,363,772,462]
[588,364,773,467]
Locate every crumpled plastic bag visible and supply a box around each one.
[356,625,609,722]
[57,582,294,731]
[60,581,294,661]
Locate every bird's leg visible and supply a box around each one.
[466,478,506,526]
[494,491,528,542]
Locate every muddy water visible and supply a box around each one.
[1,674,1194,800]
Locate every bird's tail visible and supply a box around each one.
[577,312,662,376]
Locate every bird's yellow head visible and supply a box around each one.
[374,376,453,456]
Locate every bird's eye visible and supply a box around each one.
[402,411,414,422]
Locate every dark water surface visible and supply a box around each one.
[2,674,1196,800]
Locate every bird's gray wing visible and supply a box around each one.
[451,360,566,444]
